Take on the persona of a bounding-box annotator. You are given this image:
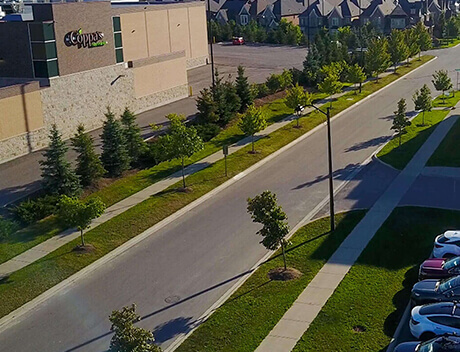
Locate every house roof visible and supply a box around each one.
[207,0,225,13]
[219,0,251,18]
[361,0,396,17]
[272,0,307,16]
[390,3,408,16]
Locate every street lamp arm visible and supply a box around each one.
[308,103,329,117]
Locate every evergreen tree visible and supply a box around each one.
[391,98,411,146]
[365,37,390,81]
[388,29,409,72]
[211,70,240,126]
[100,108,130,177]
[413,84,432,125]
[121,107,145,166]
[432,70,453,103]
[415,21,432,58]
[235,66,253,112]
[347,63,366,93]
[303,43,322,86]
[284,84,312,127]
[239,105,267,153]
[196,87,219,124]
[446,17,459,39]
[40,124,81,196]
[71,124,105,187]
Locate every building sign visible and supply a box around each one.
[64,29,107,48]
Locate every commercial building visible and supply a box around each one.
[0,0,209,163]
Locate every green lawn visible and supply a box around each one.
[175,211,365,352]
[292,207,460,352]
[436,38,460,49]
[377,92,460,170]
[428,116,460,167]
[0,56,434,319]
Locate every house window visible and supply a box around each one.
[331,17,339,26]
[310,15,317,26]
[375,16,382,26]
[410,8,416,14]
[391,18,406,28]
[241,14,249,25]
[28,22,59,78]
[113,17,124,64]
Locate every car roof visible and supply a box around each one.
[420,303,456,316]
[444,230,460,239]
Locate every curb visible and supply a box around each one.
[386,303,412,352]
[0,55,437,338]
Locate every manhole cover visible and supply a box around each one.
[165,295,181,304]
[353,325,366,333]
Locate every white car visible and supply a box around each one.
[410,302,460,340]
[433,231,460,258]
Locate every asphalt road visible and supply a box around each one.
[1,47,460,351]
[0,43,307,207]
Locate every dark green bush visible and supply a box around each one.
[12,194,60,225]
[0,217,20,241]
[194,123,221,142]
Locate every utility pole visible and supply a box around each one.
[207,0,216,87]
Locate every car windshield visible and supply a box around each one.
[418,337,460,352]
[443,257,460,270]
[439,276,460,292]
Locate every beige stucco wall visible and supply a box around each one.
[119,3,208,69]
[134,56,187,98]
[0,87,44,141]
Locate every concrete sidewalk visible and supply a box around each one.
[0,59,427,278]
[255,111,460,351]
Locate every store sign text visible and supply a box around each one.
[64,29,107,48]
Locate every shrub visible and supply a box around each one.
[194,123,221,142]
[0,217,20,241]
[12,194,60,225]
[266,74,282,94]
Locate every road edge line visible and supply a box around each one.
[0,56,436,336]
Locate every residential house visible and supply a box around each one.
[215,0,252,25]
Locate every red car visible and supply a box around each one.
[232,36,244,45]
[418,256,460,280]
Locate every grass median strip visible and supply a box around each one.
[377,92,460,170]
[428,116,460,166]
[175,211,365,352]
[0,56,433,319]
[292,207,460,352]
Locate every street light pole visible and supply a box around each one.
[207,0,216,87]
[309,104,335,231]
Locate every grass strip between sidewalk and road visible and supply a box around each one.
[0,56,434,320]
[174,211,366,352]
[377,93,460,170]
[428,116,460,167]
[292,207,460,352]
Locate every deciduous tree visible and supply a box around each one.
[388,29,409,72]
[40,124,81,196]
[318,74,343,107]
[346,63,366,93]
[284,84,312,127]
[413,84,432,125]
[239,105,267,152]
[71,124,105,187]
[247,191,290,270]
[391,98,411,146]
[109,304,161,352]
[57,195,105,247]
[365,37,390,81]
[432,70,453,103]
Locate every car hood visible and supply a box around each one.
[412,280,439,295]
[393,342,418,352]
[421,258,445,270]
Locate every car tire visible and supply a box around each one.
[420,332,436,341]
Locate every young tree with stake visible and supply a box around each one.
[57,195,106,247]
[365,37,390,81]
[432,70,453,104]
[347,63,366,93]
[391,98,411,146]
[318,73,343,108]
[238,105,267,153]
[388,29,409,72]
[162,114,204,189]
[413,84,432,126]
[284,84,312,127]
[247,191,290,270]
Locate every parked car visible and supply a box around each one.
[410,302,460,340]
[419,256,460,280]
[411,276,460,305]
[394,334,460,351]
[433,231,460,258]
[232,36,244,45]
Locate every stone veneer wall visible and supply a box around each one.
[186,56,209,69]
[0,64,188,163]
